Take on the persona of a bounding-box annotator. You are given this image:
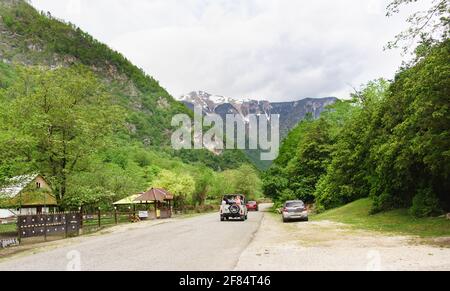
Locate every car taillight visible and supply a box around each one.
[283,208,287,212]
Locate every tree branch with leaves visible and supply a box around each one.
[386,0,449,53]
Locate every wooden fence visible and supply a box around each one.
[0,207,174,248]
[81,208,172,233]
[17,212,81,240]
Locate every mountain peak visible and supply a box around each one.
[180,90,338,138]
[180,91,234,105]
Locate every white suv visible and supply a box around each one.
[220,195,248,221]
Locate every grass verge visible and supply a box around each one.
[0,223,16,234]
[312,198,450,238]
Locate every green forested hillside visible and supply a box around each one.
[0,0,189,146]
[0,0,255,209]
[264,39,450,216]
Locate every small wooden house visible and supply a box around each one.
[0,174,58,218]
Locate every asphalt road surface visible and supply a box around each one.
[0,210,264,271]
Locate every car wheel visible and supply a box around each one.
[282,217,288,223]
[220,216,225,222]
[229,204,240,215]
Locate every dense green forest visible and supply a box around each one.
[0,0,259,210]
[264,0,449,217]
[264,38,450,216]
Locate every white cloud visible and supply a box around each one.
[30,0,426,101]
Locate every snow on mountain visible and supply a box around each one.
[179,91,338,138]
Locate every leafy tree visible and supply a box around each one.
[192,165,215,206]
[370,39,450,214]
[63,156,147,209]
[0,65,124,203]
[410,187,443,217]
[263,101,356,205]
[315,80,390,210]
[274,114,314,167]
[233,164,263,200]
[152,170,195,208]
[386,0,449,53]
[218,165,262,201]
[285,118,333,203]
[262,166,289,201]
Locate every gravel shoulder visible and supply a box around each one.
[235,211,450,271]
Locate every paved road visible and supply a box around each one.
[0,210,264,271]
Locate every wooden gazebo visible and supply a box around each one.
[134,188,174,219]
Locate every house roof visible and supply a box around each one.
[0,174,40,198]
[0,174,58,207]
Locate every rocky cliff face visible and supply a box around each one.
[180,91,338,137]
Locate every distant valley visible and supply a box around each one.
[180,91,338,169]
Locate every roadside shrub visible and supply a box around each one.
[410,188,442,218]
[279,189,297,202]
[2,14,15,28]
[314,177,335,211]
[370,191,403,214]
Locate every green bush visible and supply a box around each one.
[410,188,443,218]
[2,14,14,28]
[279,189,297,202]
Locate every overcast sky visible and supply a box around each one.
[30,0,425,101]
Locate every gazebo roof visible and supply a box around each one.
[134,188,174,202]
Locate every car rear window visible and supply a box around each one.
[286,202,304,208]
